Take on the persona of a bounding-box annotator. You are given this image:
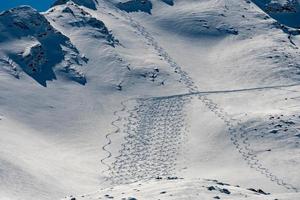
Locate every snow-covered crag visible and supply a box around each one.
[252,0,300,27]
[53,0,99,10]
[0,6,88,86]
[0,0,300,200]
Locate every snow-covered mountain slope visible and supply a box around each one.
[0,0,300,200]
[0,6,88,86]
[64,178,300,200]
[121,0,300,90]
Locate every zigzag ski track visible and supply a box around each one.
[99,1,299,192]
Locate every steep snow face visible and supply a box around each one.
[46,2,118,46]
[252,0,300,28]
[47,1,183,94]
[147,0,240,37]
[127,0,300,90]
[0,2,187,200]
[53,0,99,10]
[0,6,87,86]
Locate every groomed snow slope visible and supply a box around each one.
[0,0,300,199]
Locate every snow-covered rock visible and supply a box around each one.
[47,2,118,46]
[0,6,87,86]
[53,0,99,10]
[252,0,300,28]
[266,0,297,13]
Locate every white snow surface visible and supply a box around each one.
[0,0,300,199]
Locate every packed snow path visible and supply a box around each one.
[99,0,299,192]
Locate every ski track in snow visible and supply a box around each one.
[199,95,299,192]
[99,0,299,192]
[100,100,128,179]
[109,96,190,184]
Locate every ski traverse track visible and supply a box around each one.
[98,1,299,192]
